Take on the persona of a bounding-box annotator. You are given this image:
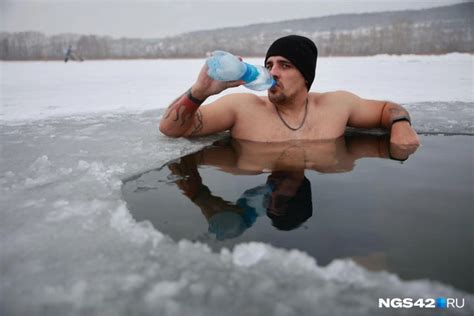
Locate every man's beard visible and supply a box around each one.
[268,91,289,105]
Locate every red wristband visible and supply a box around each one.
[181,94,201,112]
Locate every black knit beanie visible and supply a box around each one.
[265,35,318,90]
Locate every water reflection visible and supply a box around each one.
[123,135,474,293]
[167,135,412,241]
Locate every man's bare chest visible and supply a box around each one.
[231,106,348,142]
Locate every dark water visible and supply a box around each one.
[122,134,473,293]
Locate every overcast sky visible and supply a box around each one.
[0,0,466,39]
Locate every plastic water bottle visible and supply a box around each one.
[206,51,276,91]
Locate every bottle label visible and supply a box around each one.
[240,63,259,83]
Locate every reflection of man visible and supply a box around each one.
[266,171,312,231]
[169,155,313,241]
[167,134,416,241]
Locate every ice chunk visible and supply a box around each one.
[232,242,268,267]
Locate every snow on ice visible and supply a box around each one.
[1,55,473,315]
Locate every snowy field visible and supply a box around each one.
[1,55,473,315]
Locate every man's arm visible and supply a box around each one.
[159,61,244,138]
[168,154,243,219]
[159,90,243,138]
[337,91,420,146]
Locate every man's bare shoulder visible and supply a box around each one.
[309,90,360,111]
[310,90,358,103]
[215,92,268,110]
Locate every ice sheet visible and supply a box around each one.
[1,56,473,315]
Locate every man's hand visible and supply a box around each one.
[191,59,245,100]
[389,121,420,160]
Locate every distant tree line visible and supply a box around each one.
[1,7,472,60]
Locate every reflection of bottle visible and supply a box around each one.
[237,184,272,217]
[208,184,272,241]
[206,51,276,91]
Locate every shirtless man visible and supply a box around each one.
[159,35,420,149]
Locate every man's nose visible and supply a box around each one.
[269,66,280,78]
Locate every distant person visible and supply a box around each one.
[64,45,83,62]
[159,35,419,155]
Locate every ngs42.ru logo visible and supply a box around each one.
[379,297,464,309]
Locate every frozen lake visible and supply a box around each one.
[1,54,472,122]
[1,56,473,315]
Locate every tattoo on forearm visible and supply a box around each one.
[164,94,200,127]
[190,110,204,136]
[164,92,186,119]
[164,93,184,120]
